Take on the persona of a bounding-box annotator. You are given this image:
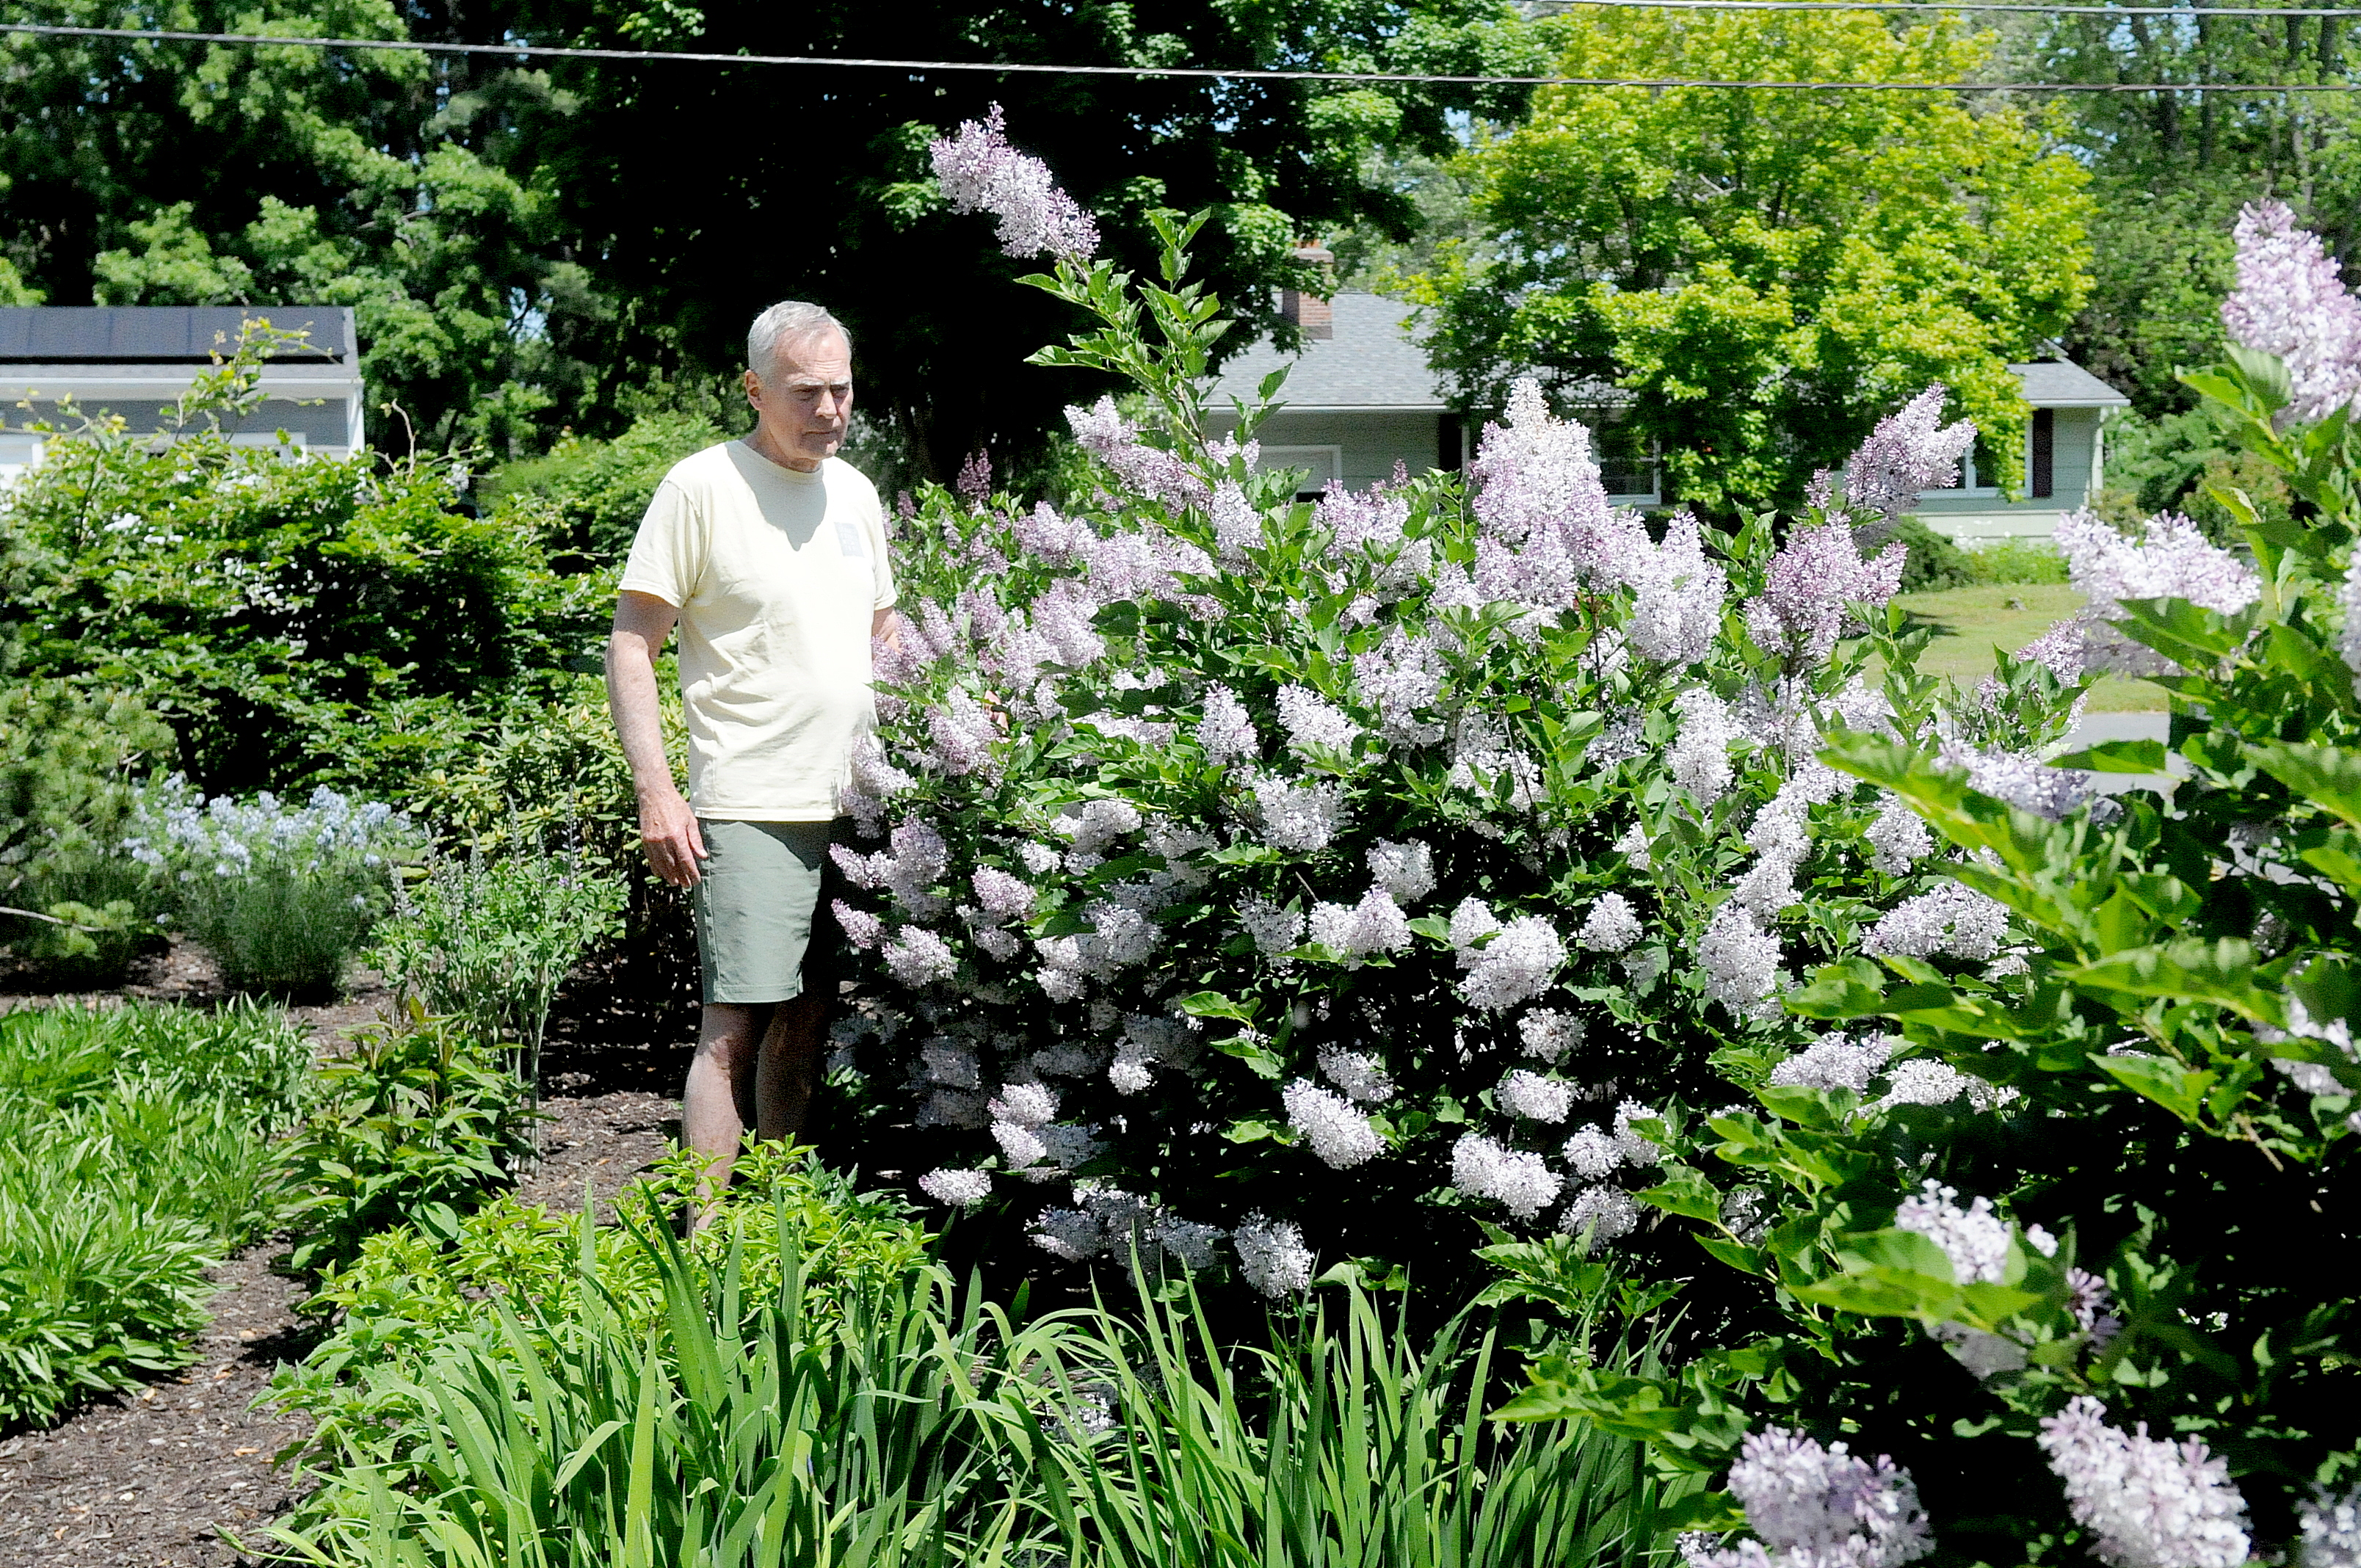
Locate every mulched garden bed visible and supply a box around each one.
[0,938,695,1566]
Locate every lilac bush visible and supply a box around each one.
[825,118,2089,1293]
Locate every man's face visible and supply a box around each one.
[744,329,853,471]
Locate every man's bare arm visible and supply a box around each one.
[607,590,706,888]
[872,604,902,647]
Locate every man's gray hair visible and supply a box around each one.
[747,300,851,378]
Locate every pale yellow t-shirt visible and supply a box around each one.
[617,442,897,821]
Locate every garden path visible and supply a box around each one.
[0,940,692,1565]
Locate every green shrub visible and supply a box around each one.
[128,779,420,999]
[278,1009,537,1274]
[271,1144,933,1471]
[479,410,728,562]
[1,681,174,986]
[369,850,627,1087]
[0,1000,312,1424]
[1891,515,1973,591]
[0,384,605,796]
[1962,535,2070,586]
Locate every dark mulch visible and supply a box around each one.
[0,936,699,1565]
[0,1249,316,1567]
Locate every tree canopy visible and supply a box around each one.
[1,0,1546,476]
[1410,11,2094,514]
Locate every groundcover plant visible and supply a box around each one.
[824,112,2092,1291]
[1491,201,2361,1568]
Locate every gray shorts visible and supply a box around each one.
[691,819,846,1006]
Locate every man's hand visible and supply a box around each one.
[639,785,707,888]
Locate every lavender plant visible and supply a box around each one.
[820,110,2082,1295]
[1496,200,2361,1568]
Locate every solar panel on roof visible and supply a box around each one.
[0,306,352,363]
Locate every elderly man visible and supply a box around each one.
[606,300,896,1204]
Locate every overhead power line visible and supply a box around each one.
[6,18,2361,90]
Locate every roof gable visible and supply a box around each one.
[1208,293,1446,410]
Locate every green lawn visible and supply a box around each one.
[1890,584,2167,713]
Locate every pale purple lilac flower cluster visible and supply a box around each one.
[1689,1426,1932,1568]
[929,104,1099,261]
[2221,199,2361,421]
[2037,1397,2251,1568]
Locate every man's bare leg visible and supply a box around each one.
[683,995,827,1224]
[755,990,827,1141]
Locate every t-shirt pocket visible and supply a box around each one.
[834,516,869,559]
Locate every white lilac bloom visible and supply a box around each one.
[2222,199,2361,421]
[1468,379,1653,588]
[1149,1213,1227,1271]
[1863,884,2009,962]
[1560,1184,1640,1246]
[1893,1180,2012,1284]
[1032,577,1108,667]
[919,1169,993,1209]
[1769,1033,1896,1094]
[1283,1079,1385,1169]
[1013,499,1091,565]
[1876,1059,2013,1114]
[1198,683,1261,765]
[1520,1009,1585,1062]
[1031,1207,1107,1260]
[988,1081,1058,1128]
[1459,916,1568,1013]
[1669,688,1738,807]
[2067,1268,2125,1350]
[1563,1125,1622,1179]
[1697,901,1785,1017]
[929,105,1099,260]
[2037,1397,2251,1568]
[1252,775,1348,852]
[1366,838,1437,904]
[2297,1485,2361,1568]
[1062,797,1143,855]
[884,927,957,987]
[993,1119,1051,1169]
[1698,1427,1934,1568]
[1744,517,1909,667]
[1937,739,2095,821]
[1233,1213,1315,1297]
[1238,896,1308,960]
[1449,896,1504,954]
[1612,1100,1667,1167]
[1577,891,1643,954]
[1499,1069,1574,1123]
[1211,480,1261,563]
[1276,684,1363,754]
[1308,886,1412,961]
[2056,508,2262,615]
[1623,510,1728,667]
[920,1041,982,1090]
[1841,386,1979,523]
[1317,1046,1396,1104]
[1865,796,1934,875]
[1017,840,1063,876]
[1353,631,1448,745]
[1450,1133,1564,1219]
[1612,821,1653,869]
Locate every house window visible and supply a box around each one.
[1586,415,1658,503]
[2029,407,2054,499]
[1255,445,1343,499]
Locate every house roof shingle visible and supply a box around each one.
[0,306,355,364]
[1208,294,2133,416]
[1209,293,1446,411]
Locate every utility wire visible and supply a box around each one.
[4,18,2359,90]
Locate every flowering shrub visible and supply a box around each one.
[1499,200,2361,1568]
[128,778,418,998]
[822,113,2083,1292]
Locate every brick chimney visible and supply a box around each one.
[1280,242,1335,341]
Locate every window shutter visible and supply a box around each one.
[2031,408,2055,499]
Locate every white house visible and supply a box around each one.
[1205,277,2129,540]
[0,305,366,479]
